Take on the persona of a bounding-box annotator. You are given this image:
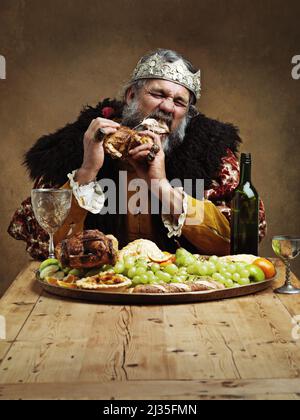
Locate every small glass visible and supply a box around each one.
[31,189,72,258]
[272,235,300,294]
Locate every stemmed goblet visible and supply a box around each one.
[272,235,300,294]
[31,189,72,258]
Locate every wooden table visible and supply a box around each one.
[0,259,299,400]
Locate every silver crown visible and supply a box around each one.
[131,53,201,100]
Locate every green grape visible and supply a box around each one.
[197,263,209,276]
[151,263,161,273]
[163,264,178,276]
[235,262,248,272]
[136,261,148,270]
[127,267,138,278]
[172,275,186,283]
[140,274,149,284]
[209,255,219,264]
[224,279,234,288]
[216,262,229,272]
[212,272,226,284]
[101,264,114,272]
[183,255,195,267]
[239,268,250,278]
[135,266,147,276]
[232,272,241,283]
[187,264,199,275]
[227,263,237,274]
[146,271,156,283]
[223,271,233,279]
[114,261,125,274]
[124,256,136,270]
[178,266,188,274]
[219,266,228,275]
[206,262,217,276]
[175,248,190,259]
[238,277,251,286]
[156,270,172,283]
[175,257,186,267]
[132,276,142,286]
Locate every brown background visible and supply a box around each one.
[0,0,299,296]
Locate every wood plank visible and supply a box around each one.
[0,262,41,361]
[0,379,299,400]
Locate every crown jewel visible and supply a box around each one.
[131,53,201,100]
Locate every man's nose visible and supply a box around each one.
[159,98,175,114]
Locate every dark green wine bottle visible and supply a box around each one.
[230,153,259,255]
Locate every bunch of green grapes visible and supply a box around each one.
[112,256,178,286]
[112,249,265,288]
[175,249,265,288]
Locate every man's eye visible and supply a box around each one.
[150,92,164,99]
[175,101,188,108]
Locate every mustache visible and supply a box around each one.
[148,110,173,129]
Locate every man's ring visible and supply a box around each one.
[147,151,156,162]
[94,128,106,142]
[151,144,160,154]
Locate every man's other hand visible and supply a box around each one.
[128,130,167,187]
[76,118,120,185]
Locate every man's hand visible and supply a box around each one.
[76,118,120,185]
[128,130,167,185]
[128,131,184,219]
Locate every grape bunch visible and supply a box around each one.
[110,248,266,288]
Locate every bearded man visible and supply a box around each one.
[8,49,266,258]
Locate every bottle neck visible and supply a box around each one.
[239,153,252,184]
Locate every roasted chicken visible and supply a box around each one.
[55,230,118,269]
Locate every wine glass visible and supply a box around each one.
[272,235,300,294]
[31,189,72,258]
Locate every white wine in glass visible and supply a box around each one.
[272,236,300,294]
[31,189,72,258]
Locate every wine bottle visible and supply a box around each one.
[230,153,259,255]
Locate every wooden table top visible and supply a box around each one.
[0,259,299,400]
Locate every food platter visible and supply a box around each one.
[36,273,276,305]
[36,234,277,305]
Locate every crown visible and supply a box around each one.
[131,53,201,100]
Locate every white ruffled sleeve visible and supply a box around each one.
[67,170,105,215]
[161,188,188,238]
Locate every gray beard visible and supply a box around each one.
[122,99,189,156]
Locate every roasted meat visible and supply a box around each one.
[55,230,118,269]
[103,119,169,161]
[103,126,152,160]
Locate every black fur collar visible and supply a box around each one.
[24,99,241,189]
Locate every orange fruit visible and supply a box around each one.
[253,258,276,279]
[46,277,59,286]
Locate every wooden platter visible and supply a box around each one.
[36,274,276,305]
